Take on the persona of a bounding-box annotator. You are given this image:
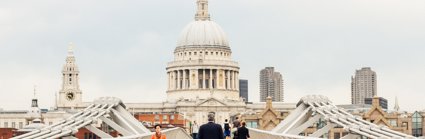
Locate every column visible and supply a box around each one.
[233,71,236,90]
[167,72,170,90]
[177,70,181,89]
[182,70,186,89]
[202,69,206,89]
[226,70,230,90]
[215,69,219,89]
[236,72,239,90]
[170,71,173,90]
[230,71,233,90]
[209,69,213,89]
[189,69,193,89]
[173,71,176,90]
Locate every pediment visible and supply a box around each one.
[365,106,387,118]
[260,108,279,118]
[197,98,227,107]
[373,116,391,127]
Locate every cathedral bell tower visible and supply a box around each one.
[58,43,82,109]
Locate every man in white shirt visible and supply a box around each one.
[192,121,199,139]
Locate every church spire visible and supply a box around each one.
[68,42,74,56]
[394,96,400,112]
[195,0,210,21]
[32,85,38,108]
[58,43,82,109]
[33,85,37,99]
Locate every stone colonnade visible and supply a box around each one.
[167,68,239,91]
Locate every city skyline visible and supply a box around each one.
[1,0,425,112]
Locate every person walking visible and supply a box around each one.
[231,117,240,139]
[151,124,166,139]
[198,113,224,139]
[236,122,250,139]
[231,122,239,139]
[192,121,199,139]
[223,119,231,139]
[232,117,240,128]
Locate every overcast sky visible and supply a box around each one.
[0,0,424,112]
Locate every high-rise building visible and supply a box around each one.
[260,67,283,102]
[239,79,248,102]
[351,67,377,104]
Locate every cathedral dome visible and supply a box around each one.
[177,20,229,47]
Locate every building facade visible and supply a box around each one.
[239,79,248,102]
[260,67,284,102]
[241,97,288,130]
[134,112,186,130]
[351,67,377,104]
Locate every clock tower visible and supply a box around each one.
[58,43,83,109]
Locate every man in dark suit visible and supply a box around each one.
[198,113,224,139]
[236,121,250,139]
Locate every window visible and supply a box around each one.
[342,132,348,137]
[155,115,160,121]
[19,122,23,129]
[4,122,8,128]
[334,133,341,139]
[199,79,203,88]
[163,115,168,120]
[389,119,397,127]
[170,115,175,120]
[12,122,15,128]
[402,122,408,127]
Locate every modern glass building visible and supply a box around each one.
[412,111,423,137]
[239,79,248,102]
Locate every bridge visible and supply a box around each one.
[12,96,415,139]
[249,95,415,139]
[12,97,191,139]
